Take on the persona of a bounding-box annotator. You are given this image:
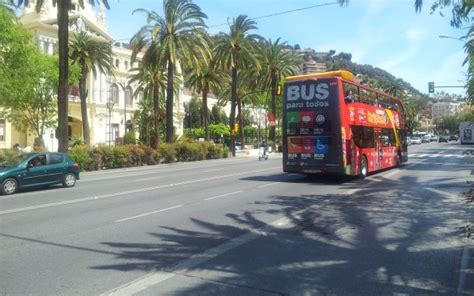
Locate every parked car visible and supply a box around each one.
[0,152,80,195]
[407,137,412,145]
[430,136,438,142]
[422,135,431,143]
[438,136,448,143]
[410,137,422,144]
[449,135,459,141]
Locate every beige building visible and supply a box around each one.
[1,0,197,151]
[431,102,464,121]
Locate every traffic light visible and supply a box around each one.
[233,123,239,134]
[275,84,282,95]
[428,82,435,93]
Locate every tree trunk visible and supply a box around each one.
[238,96,244,150]
[56,0,70,152]
[79,71,91,146]
[202,83,209,141]
[166,57,174,143]
[153,83,160,149]
[269,73,277,150]
[229,67,237,157]
[34,137,45,148]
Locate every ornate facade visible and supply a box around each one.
[1,0,191,151]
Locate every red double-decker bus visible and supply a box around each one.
[282,70,408,177]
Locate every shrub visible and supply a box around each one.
[123,132,137,145]
[158,143,176,163]
[140,144,158,165]
[127,145,145,166]
[98,146,115,169]
[176,142,196,161]
[69,137,84,148]
[113,145,131,168]
[68,145,93,171]
[205,143,223,159]
[222,147,229,158]
[0,149,22,166]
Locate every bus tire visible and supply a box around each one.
[360,156,368,178]
[396,151,402,167]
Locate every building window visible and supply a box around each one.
[115,59,120,68]
[110,84,119,104]
[0,119,5,142]
[125,86,133,106]
[112,124,119,142]
[124,61,128,70]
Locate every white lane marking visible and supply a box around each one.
[204,191,243,201]
[102,216,293,296]
[0,167,280,216]
[202,169,220,173]
[132,176,163,182]
[257,182,280,188]
[115,205,183,223]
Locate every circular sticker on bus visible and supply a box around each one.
[316,114,325,125]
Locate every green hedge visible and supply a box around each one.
[68,142,227,171]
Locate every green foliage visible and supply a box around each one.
[244,125,258,141]
[68,145,93,170]
[0,8,80,147]
[69,137,84,148]
[183,128,205,140]
[209,123,230,142]
[175,142,203,161]
[210,105,228,124]
[183,97,204,128]
[158,143,176,163]
[123,131,137,145]
[0,149,22,166]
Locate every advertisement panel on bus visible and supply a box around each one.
[282,78,343,174]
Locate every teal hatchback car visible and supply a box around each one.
[0,152,80,195]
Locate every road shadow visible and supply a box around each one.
[91,175,472,295]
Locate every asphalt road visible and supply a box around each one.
[1,142,473,295]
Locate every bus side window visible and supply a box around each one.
[343,82,359,104]
[352,126,374,148]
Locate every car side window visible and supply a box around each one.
[29,155,47,167]
[49,153,64,165]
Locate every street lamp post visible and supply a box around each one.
[106,99,114,147]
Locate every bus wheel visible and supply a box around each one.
[396,152,402,167]
[360,156,368,178]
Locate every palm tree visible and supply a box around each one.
[185,54,226,141]
[132,0,209,144]
[128,63,167,149]
[10,0,110,152]
[258,38,302,150]
[69,31,113,146]
[214,15,261,156]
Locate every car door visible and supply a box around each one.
[22,154,49,187]
[46,153,67,183]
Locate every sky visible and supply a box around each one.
[104,0,468,96]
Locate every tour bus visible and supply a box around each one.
[282,70,408,177]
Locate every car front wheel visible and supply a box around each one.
[1,178,18,195]
[63,173,76,187]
